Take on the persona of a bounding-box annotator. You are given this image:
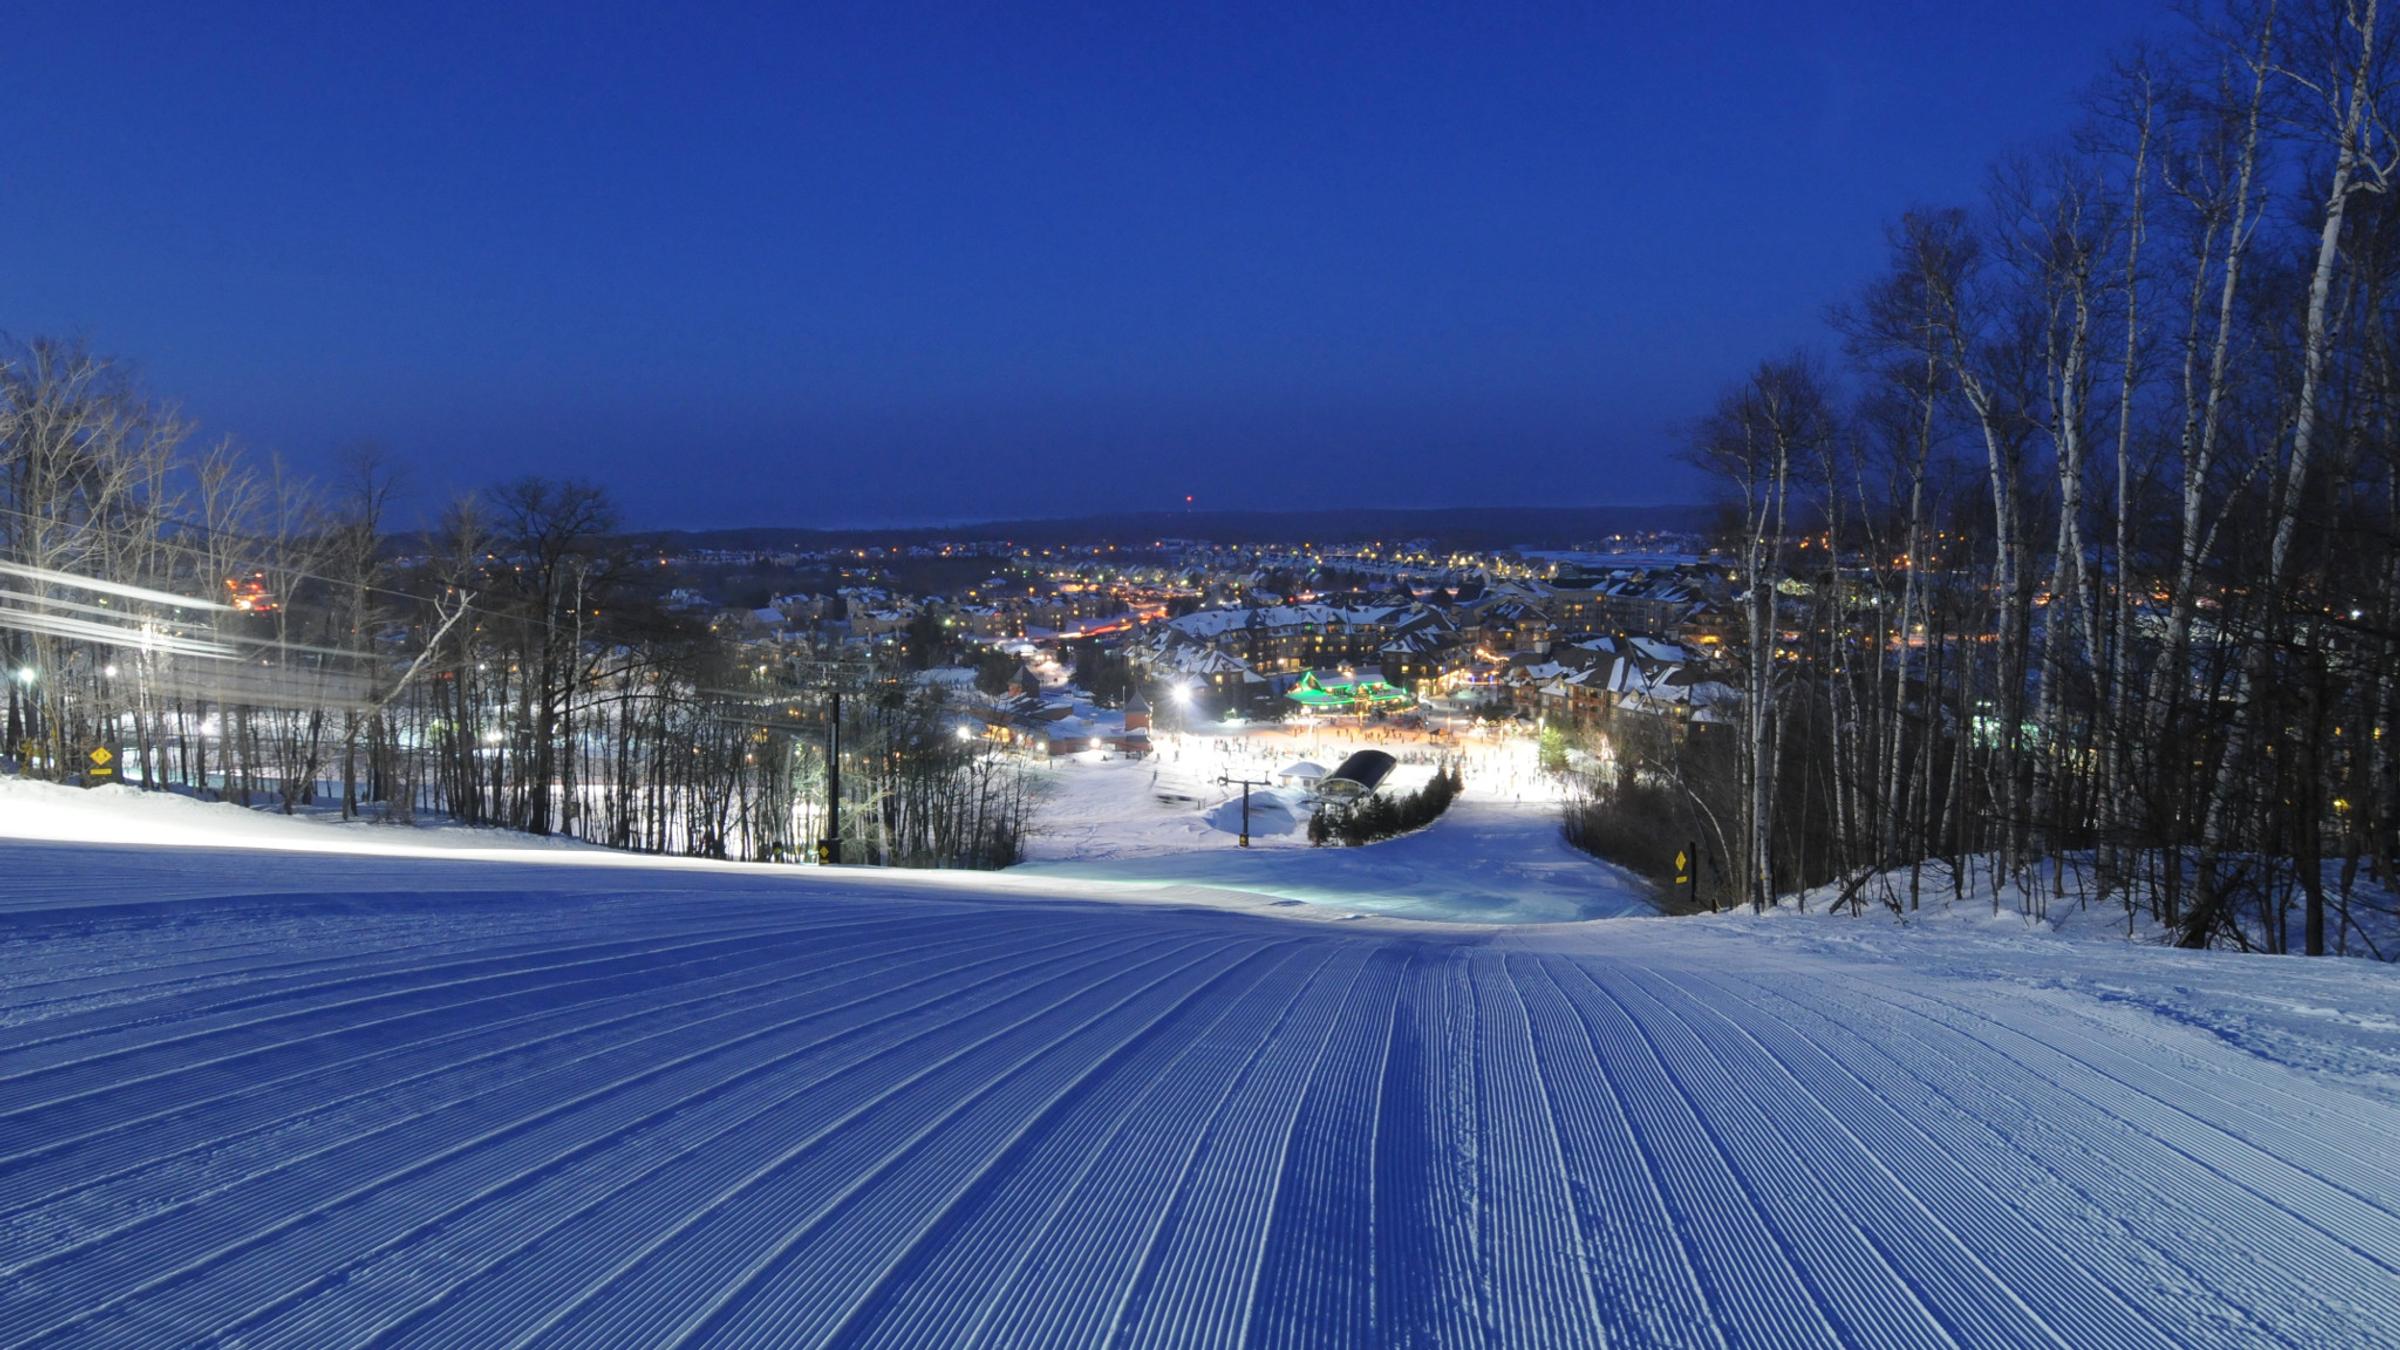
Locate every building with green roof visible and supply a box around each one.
[1284,669,1414,712]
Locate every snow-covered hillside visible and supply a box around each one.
[1010,722,1648,922]
[2,788,2397,1346]
[1016,795,1656,923]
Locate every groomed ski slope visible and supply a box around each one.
[1014,796,1660,923]
[3,834,2398,1347]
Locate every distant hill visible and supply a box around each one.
[631,505,1711,552]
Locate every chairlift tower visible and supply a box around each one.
[1219,772,1269,847]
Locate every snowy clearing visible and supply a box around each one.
[2,791,2398,1346]
[1016,795,1655,923]
[1011,722,1649,923]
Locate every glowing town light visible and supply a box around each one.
[955,724,975,741]
[102,664,119,678]
[14,667,34,684]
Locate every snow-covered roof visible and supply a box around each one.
[1161,602,1412,640]
[1153,645,1258,678]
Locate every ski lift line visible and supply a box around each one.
[217,634,389,663]
[0,591,408,667]
[0,502,688,644]
[0,619,233,663]
[0,603,235,653]
[0,559,230,612]
[0,497,673,626]
[0,606,241,658]
[0,586,190,624]
[0,502,1003,672]
[130,663,381,713]
[0,511,940,680]
[0,503,512,627]
[0,607,417,680]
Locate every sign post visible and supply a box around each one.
[86,746,116,787]
[1676,841,1706,913]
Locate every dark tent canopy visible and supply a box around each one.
[1319,749,1397,802]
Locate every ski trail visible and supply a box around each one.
[1242,944,1418,1346]
[0,932,948,1264]
[1545,956,1845,1348]
[517,938,1243,1348]
[823,943,1340,1350]
[0,908,810,1072]
[0,919,834,1116]
[1515,955,1723,1348]
[1621,964,2137,1347]
[688,941,1297,1346]
[11,930,1171,1346]
[1853,977,2400,1281]
[0,914,945,1192]
[970,945,1372,1350]
[6,836,2396,1349]
[1893,978,2400,1209]
[1371,944,1491,1349]
[1468,951,1607,1347]
[0,918,1060,1279]
[1104,946,1395,1349]
[1699,967,2302,1347]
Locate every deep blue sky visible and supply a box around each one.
[7,1,2169,529]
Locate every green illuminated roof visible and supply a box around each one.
[1286,670,1414,708]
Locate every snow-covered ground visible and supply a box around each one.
[3,782,2398,1346]
[1017,794,1654,923]
[1015,722,1643,922]
[0,778,611,860]
[1773,851,2400,961]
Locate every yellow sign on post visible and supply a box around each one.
[1674,849,1690,885]
[86,746,115,786]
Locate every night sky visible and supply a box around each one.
[7,1,2168,529]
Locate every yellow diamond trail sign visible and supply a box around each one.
[1674,849,1690,885]
[86,746,115,786]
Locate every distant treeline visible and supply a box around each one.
[609,505,1712,555]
